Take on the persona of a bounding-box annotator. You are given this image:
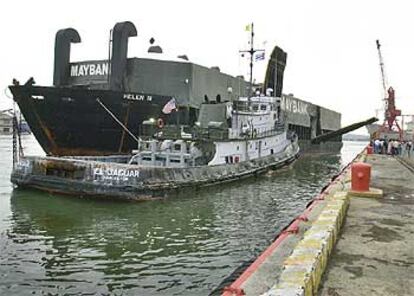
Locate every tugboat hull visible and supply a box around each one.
[11,142,299,201]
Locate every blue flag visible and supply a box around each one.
[255,52,265,61]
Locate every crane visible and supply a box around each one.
[375,39,402,139]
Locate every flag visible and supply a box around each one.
[162,98,177,114]
[245,24,251,32]
[255,51,265,61]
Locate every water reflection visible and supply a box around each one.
[7,188,222,294]
[0,140,368,295]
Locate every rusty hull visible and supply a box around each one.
[11,143,300,201]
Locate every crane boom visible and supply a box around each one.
[376,39,388,95]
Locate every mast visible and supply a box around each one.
[240,23,264,97]
[248,23,254,96]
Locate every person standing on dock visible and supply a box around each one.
[374,138,381,154]
[407,140,412,157]
[387,140,393,155]
[383,138,388,154]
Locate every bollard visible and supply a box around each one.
[351,162,371,191]
[366,145,373,155]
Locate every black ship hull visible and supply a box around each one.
[10,85,172,156]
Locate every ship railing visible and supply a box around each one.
[148,126,230,142]
[65,155,131,164]
[192,129,229,141]
[140,123,285,142]
[129,150,196,168]
[229,126,285,140]
[256,126,285,138]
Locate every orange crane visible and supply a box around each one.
[375,39,402,139]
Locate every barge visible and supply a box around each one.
[9,21,341,156]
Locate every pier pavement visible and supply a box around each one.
[319,154,414,296]
[222,152,413,296]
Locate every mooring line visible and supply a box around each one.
[96,98,140,144]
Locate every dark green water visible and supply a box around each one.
[0,135,365,295]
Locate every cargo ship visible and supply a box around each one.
[9,21,342,156]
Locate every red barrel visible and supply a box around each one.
[366,145,373,154]
[351,162,371,191]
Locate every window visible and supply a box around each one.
[235,101,249,111]
[174,144,181,151]
[252,104,259,111]
[260,104,267,111]
[270,149,274,154]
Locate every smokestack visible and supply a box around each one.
[264,46,287,97]
[110,21,137,91]
[53,28,81,86]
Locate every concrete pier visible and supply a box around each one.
[222,151,414,296]
[319,155,414,296]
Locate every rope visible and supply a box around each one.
[96,98,140,144]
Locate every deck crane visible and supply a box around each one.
[375,39,402,139]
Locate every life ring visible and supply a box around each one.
[157,118,164,128]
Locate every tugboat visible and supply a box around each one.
[10,94,299,200]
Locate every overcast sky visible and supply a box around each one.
[1,0,414,134]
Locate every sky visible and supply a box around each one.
[1,0,414,134]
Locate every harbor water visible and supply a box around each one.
[0,135,366,295]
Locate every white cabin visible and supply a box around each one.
[208,96,289,165]
[132,96,292,168]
